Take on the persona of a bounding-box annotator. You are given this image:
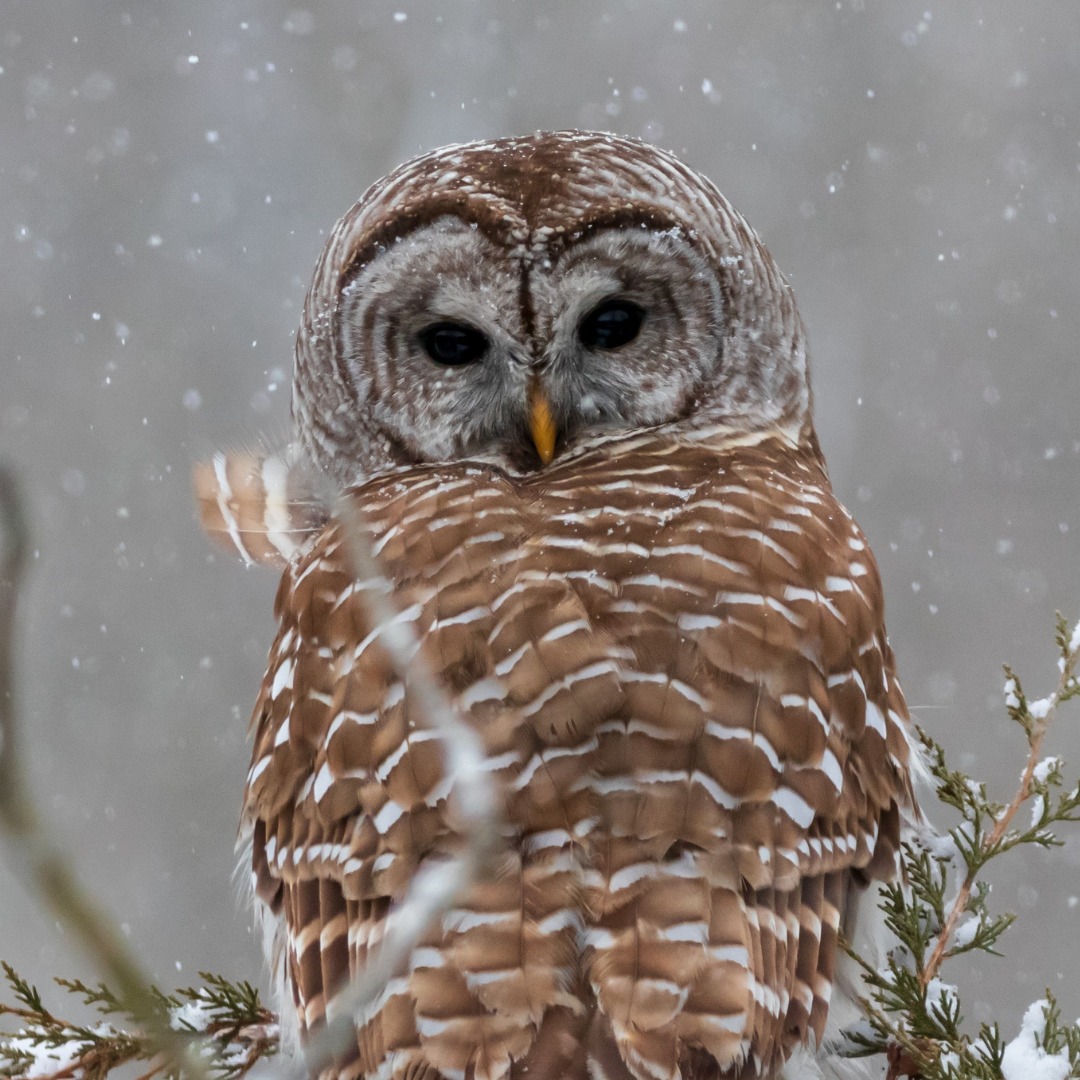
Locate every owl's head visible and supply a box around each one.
[293,130,812,486]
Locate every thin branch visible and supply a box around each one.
[919,635,1080,989]
[287,484,504,1078]
[0,467,209,1080]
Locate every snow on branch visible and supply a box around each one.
[0,963,276,1080]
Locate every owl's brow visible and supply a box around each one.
[533,207,694,264]
[338,203,696,287]
[337,202,521,286]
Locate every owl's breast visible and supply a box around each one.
[242,433,912,1080]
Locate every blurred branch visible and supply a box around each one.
[0,465,31,826]
[0,466,210,1080]
[288,485,505,1079]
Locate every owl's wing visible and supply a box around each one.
[193,449,326,567]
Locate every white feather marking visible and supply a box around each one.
[511,739,597,791]
[668,678,710,710]
[585,927,618,950]
[415,1016,451,1038]
[774,786,816,828]
[312,761,334,802]
[259,454,299,560]
[783,585,847,624]
[608,862,656,892]
[623,573,707,595]
[658,921,709,944]
[443,908,514,933]
[493,641,531,678]
[433,606,488,629]
[523,828,572,853]
[457,678,504,708]
[372,799,405,833]
[821,748,844,792]
[520,661,619,717]
[705,722,781,771]
[588,775,638,795]
[541,618,591,642]
[677,613,723,630]
[465,969,516,987]
[375,738,410,782]
[691,769,740,809]
[248,755,271,784]
[211,452,254,565]
[409,947,445,970]
[654,543,749,574]
[536,909,583,935]
[864,700,888,737]
[270,657,294,699]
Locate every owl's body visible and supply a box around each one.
[197,131,915,1080]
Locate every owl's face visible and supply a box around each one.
[294,131,811,485]
[337,217,724,469]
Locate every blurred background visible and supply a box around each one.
[1,0,1077,1043]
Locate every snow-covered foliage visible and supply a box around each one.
[840,614,1080,1078]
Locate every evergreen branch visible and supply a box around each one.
[842,613,1080,1079]
[0,966,277,1080]
[921,619,1080,988]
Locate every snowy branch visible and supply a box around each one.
[843,613,1080,1079]
[0,963,276,1080]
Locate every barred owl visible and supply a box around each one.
[196,131,917,1080]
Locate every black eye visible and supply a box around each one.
[418,321,489,366]
[578,299,645,351]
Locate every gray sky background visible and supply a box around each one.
[1,0,1078,1044]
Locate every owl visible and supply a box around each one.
[195,131,917,1080]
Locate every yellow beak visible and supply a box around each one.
[528,378,557,465]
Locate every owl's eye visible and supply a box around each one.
[418,321,489,366]
[579,299,645,351]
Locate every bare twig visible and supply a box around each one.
[288,484,504,1079]
[0,467,209,1080]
